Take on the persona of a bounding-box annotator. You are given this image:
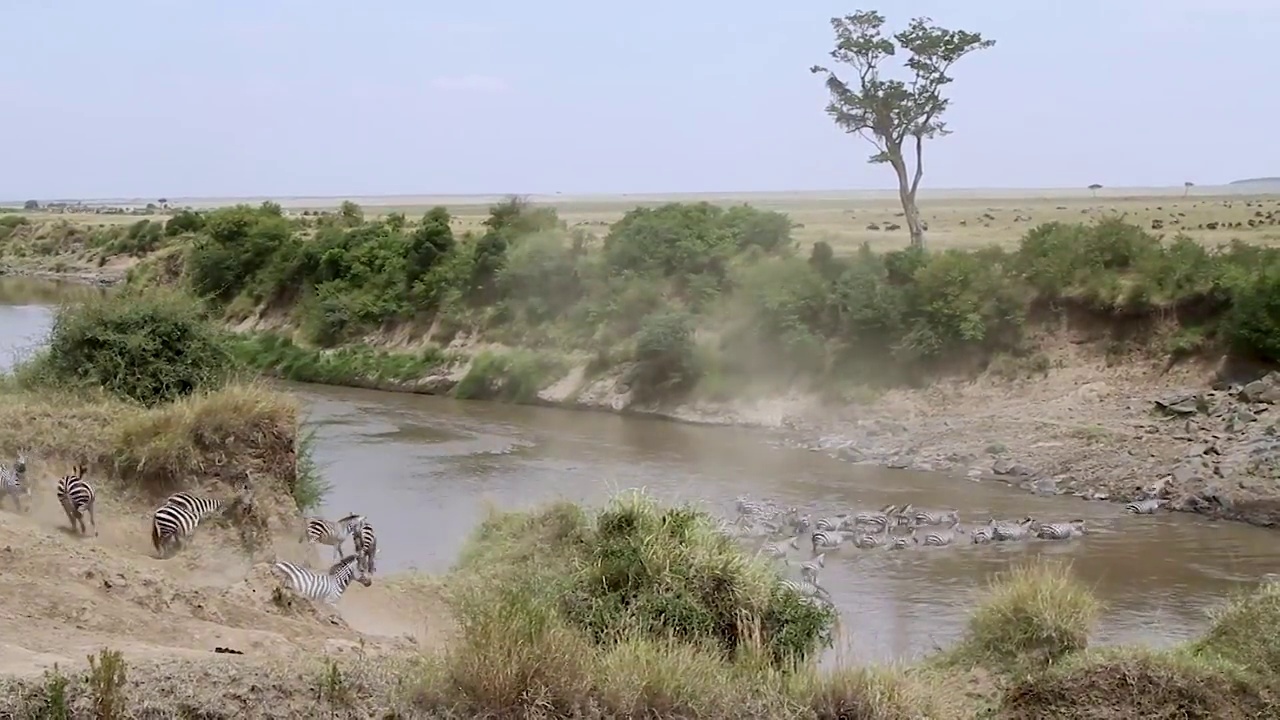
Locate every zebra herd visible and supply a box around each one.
[0,451,382,609]
[725,494,1164,606]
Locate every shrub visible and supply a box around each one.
[630,311,700,402]
[21,288,237,406]
[452,349,564,403]
[1190,581,1280,677]
[943,561,1099,671]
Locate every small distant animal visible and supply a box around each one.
[56,464,97,536]
[1036,520,1087,540]
[0,452,30,513]
[1124,498,1164,515]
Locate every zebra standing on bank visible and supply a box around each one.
[1036,519,1088,541]
[352,517,378,575]
[56,464,97,536]
[152,486,250,558]
[303,513,367,562]
[271,555,371,605]
[0,452,30,513]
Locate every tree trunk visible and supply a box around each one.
[888,153,925,250]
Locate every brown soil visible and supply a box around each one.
[0,466,450,717]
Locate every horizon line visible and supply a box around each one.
[7,182,1280,206]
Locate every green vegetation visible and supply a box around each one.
[0,289,324,512]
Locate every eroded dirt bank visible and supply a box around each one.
[0,462,448,717]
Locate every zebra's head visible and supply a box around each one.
[1069,519,1088,534]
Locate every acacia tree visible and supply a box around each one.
[812,11,993,249]
[1183,181,1194,197]
[1088,183,1102,198]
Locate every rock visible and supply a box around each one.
[992,458,1015,475]
[1154,391,1202,415]
[1260,387,1280,404]
[835,446,864,462]
[1009,464,1035,478]
[1171,460,1205,484]
[885,456,911,470]
[1032,477,1058,495]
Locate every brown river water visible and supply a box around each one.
[1,275,1277,663]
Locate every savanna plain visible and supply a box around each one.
[1,183,1280,719]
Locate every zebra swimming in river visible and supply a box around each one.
[56,464,97,536]
[271,555,371,605]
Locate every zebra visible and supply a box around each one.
[1124,498,1164,515]
[271,555,371,605]
[352,518,378,575]
[811,529,852,554]
[56,464,97,536]
[888,531,916,550]
[151,486,250,558]
[779,578,832,604]
[1036,520,1088,541]
[922,519,964,547]
[853,527,889,549]
[853,504,897,530]
[815,514,851,532]
[970,521,995,544]
[757,540,790,562]
[799,554,825,584]
[302,513,367,562]
[992,517,1037,542]
[913,508,960,527]
[0,452,29,513]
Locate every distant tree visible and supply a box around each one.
[22,200,39,210]
[338,200,363,227]
[1183,181,1194,198]
[812,10,994,250]
[1088,183,1102,198]
[157,198,168,206]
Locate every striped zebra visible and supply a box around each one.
[992,517,1036,542]
[811,529,851,553]
[779,578,832,604]
[0,453,29,513]
[853,527,889,549]
[1036,520,1087,541]
[888,531,916,550]
[151,487,250,558]
[799,554,825,583]
[922,519,963,547]
[757,540,790,562]
[970,522,995,544]
[352,518,378,575]
[303,513,367,562]
[913,508,960,527]
[56,464,97,536]
[853,504,897,530]
[815,514,851,532]
[271,555,371,605]
[1124,498,1163,515]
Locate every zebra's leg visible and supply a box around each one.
[88,503,98,536]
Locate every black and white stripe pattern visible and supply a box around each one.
[913,508,960,527]
[758,540,790,561]
[352,518,377,575]
[56,464,96,536]
[152,489,245,558]
[1124,498,1163,515]
[1036,520,1087,540]
[810,529,849,553]
[970,524,995,544]
[922,520,963,547]
[303,513,366,562]
[799,553,825,583]
[853,504,897,531]
[853,529,888,549]
[271,555,371,605]
[779,578,832,603]
[0,453,29,513]
[992,517,1036,542]
[815,515,850,532]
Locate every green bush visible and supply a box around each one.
[21,288,237,406]
[630,311,701,401]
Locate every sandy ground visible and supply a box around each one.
[0,466,450,689]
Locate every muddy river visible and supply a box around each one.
[1,275,1276,663]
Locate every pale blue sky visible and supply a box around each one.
[4,1,1277,199]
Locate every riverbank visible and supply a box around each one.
[7,201,1280,530]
